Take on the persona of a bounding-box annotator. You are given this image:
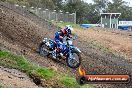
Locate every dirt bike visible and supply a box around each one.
[38,36,81,68]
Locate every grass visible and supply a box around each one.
[60,75,91,88]
[31,67,54,78]
[0,50,92,88]
[0,85,2,88]
[60,75,80,88]
[0,83,4,88]
[0,50,36,74]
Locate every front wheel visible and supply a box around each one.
[66,51,81,69]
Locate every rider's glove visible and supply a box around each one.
[66,37,70,40]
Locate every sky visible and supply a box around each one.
[83,0,132,7]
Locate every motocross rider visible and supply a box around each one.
[53,25,73,59]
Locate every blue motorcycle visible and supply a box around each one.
[38,37,81,68]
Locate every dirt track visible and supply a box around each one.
[0,66,41,88]
[0,3,75,87]
[0,2,132,88]
[76,28,132,58]
[0,2,72,75]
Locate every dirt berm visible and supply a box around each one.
[0,2,132,88]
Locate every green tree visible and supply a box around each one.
[107,0,132,20]
[93,0,109,12]
[28,0,55,9]
[52,0,63,11]
[107,0,126,13]
[63,0,96,23]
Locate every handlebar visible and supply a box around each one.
[66,36,76,41]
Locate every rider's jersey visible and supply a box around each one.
[54,28,72,42]
[55,29,66,42]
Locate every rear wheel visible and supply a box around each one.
[39,43,49,56]
[66,51,81,68]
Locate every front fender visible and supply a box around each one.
[72,47,81,53]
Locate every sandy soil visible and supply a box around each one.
[74,28,132,59]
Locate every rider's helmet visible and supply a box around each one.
[64,25,73,35]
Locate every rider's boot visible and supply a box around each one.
[60,53,63,57]
[60,45,67,57]
[52,49,57,59]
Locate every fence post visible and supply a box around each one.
[45,9,48,20]
[55,12,58,21]
[7,2,76,23]
[66,12,69,22]
[59,10,63,22]
[30,6,34,13]
[35,8,38,16]
[49,10,51,20]
[74,11,76,24]
[43,10,46,20]
[38,8,41,18]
